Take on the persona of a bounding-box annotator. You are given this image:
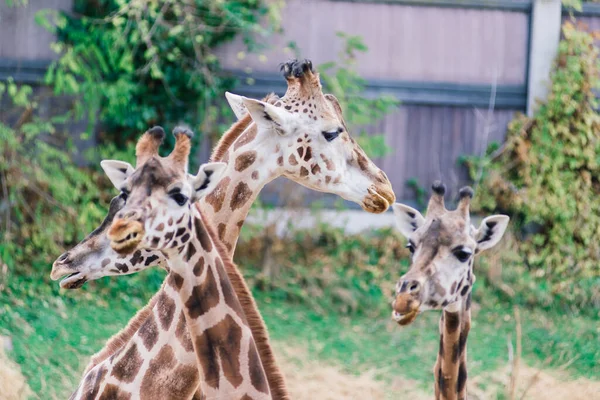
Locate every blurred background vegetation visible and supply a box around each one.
[0,1,599,399]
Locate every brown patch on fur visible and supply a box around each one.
[218,223,227,241]
[321,153,335,171]
[248,341,270,394]
[233,125,258,152]
[157,291,176,330]
[288,154,298,166]
[185,264,221,319]
[194,216,213,252]
[235,151,257,172]
[300,167,309,177]
[81,365,108,399]
[277,156,284,166]
[99,384,132,400]
[176,311,194,352]
[138,313,159,351]
[169,272,184,290]
[205,176,230,214]
[230,182,253,211]
[194,314,243,389]
[110,343,143,383]
[303,146,312,161]
[193,256,205,277]
[311,163,321,175]
[140,344,198,400]
[251,171,259,180]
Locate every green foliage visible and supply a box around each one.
[38,0,280,151]
[0,81,110,275]
[465,22,600,306]
[318,32,399,159]
[237,225,410,316]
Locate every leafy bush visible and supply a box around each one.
[466,22,600,307]
[38,0,280,150]
[0,81,108,274]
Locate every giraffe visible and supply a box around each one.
[390,181,509,400]
[70,127,275,399]
[52,59,396,399]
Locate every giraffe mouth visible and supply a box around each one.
[392,310,419,326]
[59,272,88,290]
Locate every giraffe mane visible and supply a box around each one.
[210,93,279,162]
[83,283,164,374]
[197,207,289,400]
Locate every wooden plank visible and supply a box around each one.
[0,0,72,60]
[215,0,530,85]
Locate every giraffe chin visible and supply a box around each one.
[392,309,419,326]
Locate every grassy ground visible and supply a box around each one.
[0,265,598,399]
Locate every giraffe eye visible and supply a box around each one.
[453,248,472,262]
[120,190,129,202]
[322,127,342,142]
[406,242,415,254]
[170,192,188,206]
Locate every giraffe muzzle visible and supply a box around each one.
[107,218,145,254]
[392,292,421,326]
[362,186,395,214]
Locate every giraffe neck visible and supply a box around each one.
[201,123,282,255]
[434,295,471,400]
[163,208,271,399]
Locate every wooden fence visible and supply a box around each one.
[2,0,599,205]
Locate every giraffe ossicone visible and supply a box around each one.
[391,181,509,400]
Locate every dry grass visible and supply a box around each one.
[0,339,32,400]
[469,365,600,400]
[275,343,430,400]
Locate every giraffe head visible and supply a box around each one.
[225,59,395,213]
[390,182,509,325]
[101,126,225,255]
[50,194,169,289]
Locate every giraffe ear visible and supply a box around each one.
[474,215,509,252]
[225,92,247,120]
[190,162,227,201]
[392,203,425,238]
[242,97,289,135]
[100,160,134,190]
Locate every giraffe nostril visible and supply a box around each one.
[408,282,421,294]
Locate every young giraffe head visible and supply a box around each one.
[102,126,225,255]
[51,194,163,288]
[390,182,509,325]
[225,59,395,213]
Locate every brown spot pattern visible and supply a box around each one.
[248,341,270,394]
[110,343,143,383]
[99,384,131,400]
[288,154,298,166]
[251,171,259,180]
[234,126,257,151]
[140,344,198,400]
[138,314,159,351]
[157,291,176,330]
[169,272,184,290]
[205,176,230,214]
[234,151,257,172]
[194,314,243,389]
[321,153,335,171]
[194,217,213,252]
[176,311,194,352]
[230,182,253,211]
[193,256,205,277]
[218,223,226,241]
[184,266,220,319]
[300,167,309,177]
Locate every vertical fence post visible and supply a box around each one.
[527,0,562,116]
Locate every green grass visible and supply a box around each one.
[1,267,598,399]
